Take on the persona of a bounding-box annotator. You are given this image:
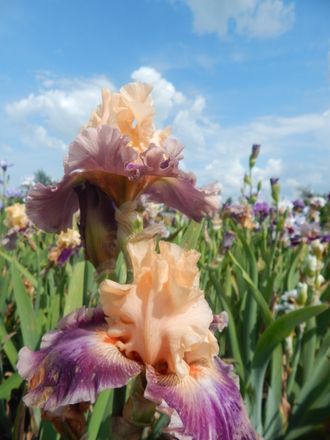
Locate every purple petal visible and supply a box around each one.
[126,138,184,177]
[64,125,136,177]
[57,247,77,265]
[26,176,79,232]
[17,307,142,411]
[146,176,219,221]
[145,357,256,440]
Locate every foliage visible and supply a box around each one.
[0,154,329,439]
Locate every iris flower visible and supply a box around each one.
[18,239,255,440]
[27,83,218,270]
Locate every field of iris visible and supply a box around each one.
[0,156,329,440]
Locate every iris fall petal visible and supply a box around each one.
[145,358,256,440]
[17,307,142,411]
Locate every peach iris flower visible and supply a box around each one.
[88,83,170,152]
[26,83,218,271]
[18,239,255,440]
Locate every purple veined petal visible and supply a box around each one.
[17,307,142,411]
[145,176,219,222]
[145,357,256,440]
[26,175,79,232]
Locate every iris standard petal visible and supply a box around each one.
[17,307,142,411]
[145,357,256,440]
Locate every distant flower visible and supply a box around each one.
[18,239,255,440]
[4,203,29,230]
[0,159,14,172]
[278,200,292,215]
[210,311,229,333]
[5,188,24,199]
[309,196,326,209]
[224,204,255,229]
[2,203,31,250]
[293,199,305,211]
[253,201,270,221]
[21,176,35,188]
[221,230,236,251]
[48,229,81,265]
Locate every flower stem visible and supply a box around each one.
[112,386,127,417]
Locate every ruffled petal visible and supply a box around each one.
[145,358,256,440]
[26,175,79,232]
[17,307,142,411]
[145,176,219,222]
[125,139,184,177]
[64,125,135,177]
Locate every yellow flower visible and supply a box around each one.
[56,228,81,250]
[4,203,29,230]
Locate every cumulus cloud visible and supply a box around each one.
[132,66,186,123]
[3,66,329,198]
[5,72,113,147]
[183,0,295,39]
[132,66,329,198]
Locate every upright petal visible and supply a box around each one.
[145,358,256,440]
[17,308,142,411]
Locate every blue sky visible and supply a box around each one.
[1,0,329,199]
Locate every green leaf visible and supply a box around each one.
[228,251,273,325]
[11,266,39,349]
[0,374,22,400]
[286,245,305,291]
[218,294,245,382]
[0,319,18,369]
[289,342,330,426]
[301,317,317,384]
[253,305,328,369]
[39,420,60,440]
[87,389,113,440]
[0,249,37,288]
[179,220,204,250]
[264,345,284,439]
[64,261,86,315]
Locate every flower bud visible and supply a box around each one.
[311,239,324,259]
[270,178,280,205]
[244,174,251,185]
[249,144,261,168]
[296,282,308,305]
[316,274,325,289]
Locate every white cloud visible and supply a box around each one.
[183,0,295,39]
[3,66,329,199]
[131,66,329,198]
[132,66,186,123]
[5,72,114,146]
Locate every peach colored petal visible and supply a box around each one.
[87,83,170,152]
[99,239,218,379]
